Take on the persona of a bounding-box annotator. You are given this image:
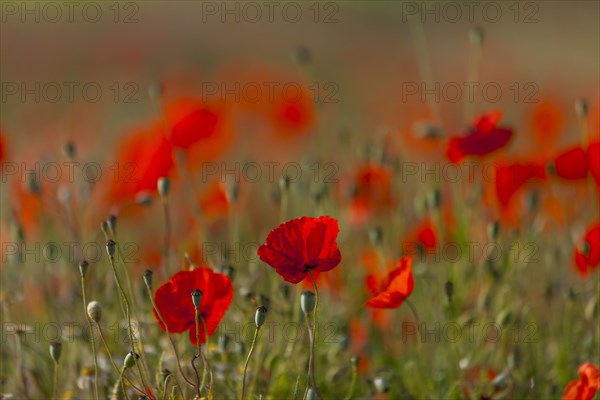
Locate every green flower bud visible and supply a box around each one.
[87,301,102,323]
[191,289,203,310]
[374,376,389,393]
[301,291,316,315]
[255,306,268,328]
[107,214,117,234]
[157,177,171,198]
[49,341,62,363]
[143,269,153,288]
[123,351,139,369]
[79,259,89,277]
[306,388,317,400]
[106,240,116,258]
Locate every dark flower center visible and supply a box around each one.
[304,264,316,271]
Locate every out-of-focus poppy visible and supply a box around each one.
[446,110,513,163]
[495,162,547,208]
[257,216,342,284]
[0,129,6,163]
[587,141,600,188]
[553,146,588,180]
[530,100,564,151]
[364,257,414,309]
[12,178,43,239]
[574,224,600,277]
[106,122,174,206]
[268,87,316,137]
[153,267,233,345]
[401,220,438,257]
[562,362,600,400]
[164,97,221,149]
[200,180,230,218]
[339,164,393,224]
[463,366,501,399]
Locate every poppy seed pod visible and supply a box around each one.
[143,269,153,288]
[87,301,102,323]
[373,376,389,393]
[49,341,62,363]
[157,177,170,198]
[79,260,89,277]
[123,351,139,369]
[255,306,268,328]
[191,289,203,309]
[106,240,116,258]
[301,291,316,315]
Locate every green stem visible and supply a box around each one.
[194,309,203,398]
[304,270,319,399]
[343,363,357,400]
[241,327,260,400]
[52,361,59,400]
[199,315,214,399]
[81,276,99,400]
[162,199,171,275]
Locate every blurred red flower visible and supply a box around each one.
[553,146,588,180]
[574,224,600,277]
[340,164,394,224]
[495,162,547,207]
[563,362,600,400]
[200,180,230,218]
[587,141,600,188]
[401,220,438,256]
[153,267,233,345]
[164,97,222,149]
[0,130,6,163]
[446,110,513,163]
[257,216,342,284]
[530,100,565,152]
[364,257,414,309]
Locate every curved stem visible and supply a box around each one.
[81,276,99,400]
[145,282,197,391]
[241,327,260,400]
[343,363,358,400]
[199,315,214,399]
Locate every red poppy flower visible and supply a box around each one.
[364,257,414,309]
[269,89,316,137]
[106,122,174,205]
[340,164,393,224]
[164,97,221,149]
[530,100,564,151]
[446,110,513,163]
[495,162,547,207]
[153,267,233,345]
[401,220,438,256]
[553,146,588,180]
[563,362,600,400]
[200,180,230,218]
[257,216,342,284]
[588,141,600,188]
[574,224,600,277]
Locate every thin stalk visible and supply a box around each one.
[241,327,260,400]
[81,276,99,399]
[199,316,214,399]
[343,363,358,400]
[304,270,319,399]
[162,199,171,275]
[52,361,59,400]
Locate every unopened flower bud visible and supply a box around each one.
[135,192,153,206]
[306,388,317,400]
[350,356,360,369]
[64,141,76,159]
[368,226,383,246]
[50,342,62,363]
[157,177,170,198]
[79,260,89,277]
[291,45,311,65]
[374,376,389,393]
[123,351,139,369]
[487,220,500,240]
[575,98,588,118]
[279,175,291,192]
[469,26,484,46]
[191,289,203,309]
[107,214,117,234]
[255,306,268,328]
[301,291,316,314]
[427,188,441,210]
[106,240,116,258]
[143,269,153,288]
[101,220,110,237]
[445,280,454,302]
[87,301,102,323]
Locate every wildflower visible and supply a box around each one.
[364,257,414,309]
[257,216,342,284]
[574,224,600,277]
[562,362,600,400]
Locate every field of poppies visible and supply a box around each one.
[1,1,599,399]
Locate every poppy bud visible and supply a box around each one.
[79,260,89,278]
[107,214,117,234]
[123,351,139,369]
[226,179,239,203]
[191,289,203,309]
[487,220,500,240]
[143,269,153,288]
[575,98,588,118]
[106,240,116,258]
[64,141,76,159]
[306,388,317,400]
[49,341,62,363]
[469,26,484,46]
[100,220,110,237]
[218,335,230,352]
[291,45,311,65]
[350,356,360,369]
[148,81,164,101]
[368,226,383,246]
[157,177,171,198]
[445,280,454,302]
[57,186,71,205]
[135,192,153,207]
[255,306,268,328]
[413,121,445,139]
[427,188,441,210]
[279,175,291,192]
[373,376,389,393]
[301,291,316,315]
[87,301,102,323]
